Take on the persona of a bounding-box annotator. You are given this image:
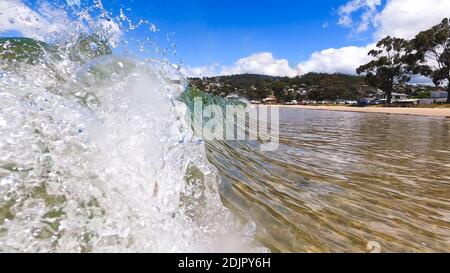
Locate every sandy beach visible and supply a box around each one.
[278,105,450,117]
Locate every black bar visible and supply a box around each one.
[0,253,447,272]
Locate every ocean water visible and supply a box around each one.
[211,108,450,252]
[0,0,264,253]
[1,0,449,253]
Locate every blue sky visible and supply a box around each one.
[2,0,450,77]
[118,0,369,67]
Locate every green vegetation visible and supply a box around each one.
[415,90,432,99]
[190,18,449,105]
[358,18,450,104]
[189,73,370,102]
[411,18,450,103]
[356,37,412,104]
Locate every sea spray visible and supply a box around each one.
[0,0,265,252]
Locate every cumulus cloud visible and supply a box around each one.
[181,0,450,78]
[374,0,450,39]
[338,0,382,34]
[180,64,219,78]
[297,44,375,75]
[297,0,450,76]
[337,0,450,39]
[188,48,373,77]
[221,52,298,77]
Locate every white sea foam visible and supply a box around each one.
[0,1,264,253]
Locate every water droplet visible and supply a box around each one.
[89,42,98,51]
[66,0,80,6]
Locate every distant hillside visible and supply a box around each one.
[189,73,373,102]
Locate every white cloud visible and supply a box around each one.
[338,0,382,34]
[180,64,219,78]
[221,52,298,77]
[188,48,374,77]
[374,0,450,39]
[297,0,450,76]
[297,44,375,75]
[182,0,450,78]
[183,53,299,77]
[337,0,450,39]
[183,1,450,77]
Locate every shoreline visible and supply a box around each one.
[275,105,450,117]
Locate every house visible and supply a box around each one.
[262,96,278,105]
[298,89,308,95]
[378,92,420,105]
[431,90,448,98]
[381,92,419,104]
[284,100,298,105]
[419,90,448,105]
[431,90,448,102]
[391,92,409,101]
[226,94,240,100]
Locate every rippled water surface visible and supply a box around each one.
[208,108,450,252]
[1,0,449,253]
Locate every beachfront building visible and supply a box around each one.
[431,90,448,103]
[419,90,448,105]
[263,96,278,105]
[226,94,240,100]
[381,92,419,105]
[391,92,409,101]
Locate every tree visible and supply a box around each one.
[188,73,367,101]
[271,81,285,102]
[357,36,413,104]
[411,18,450,103]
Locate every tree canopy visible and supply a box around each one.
[411,18,450,103]
[189,73,367,102]
[358,18,450,104]
[357,36,413,103]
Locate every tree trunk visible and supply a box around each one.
[447,80,450,104]
[386,89,392,104]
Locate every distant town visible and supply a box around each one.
[189,18,450,108]
[188,73,448,106]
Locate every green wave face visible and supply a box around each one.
[0,1,266,253]
[0,35,112,66]
[0,37,53,64]
[0,38,264,252]
[181,86,247,115]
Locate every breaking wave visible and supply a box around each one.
[0,0,265,252]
